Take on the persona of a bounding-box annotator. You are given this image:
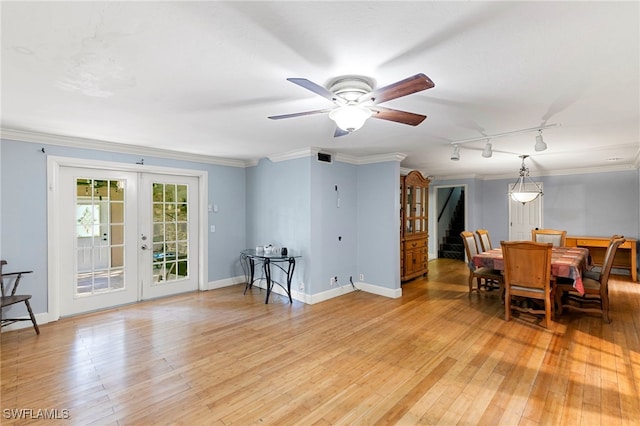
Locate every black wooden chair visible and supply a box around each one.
[1,260,40,334]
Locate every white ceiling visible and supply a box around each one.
[2,1,639,178]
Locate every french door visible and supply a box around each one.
[58,167,199,316]
[139,173,199,299]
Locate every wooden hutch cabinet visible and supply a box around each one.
[401,170,430,281]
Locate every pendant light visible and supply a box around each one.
[509,155,543,204]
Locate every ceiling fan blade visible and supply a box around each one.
[358,73,435,105]
[268,108,332,120]
[334,127,350,137]
[370,106,427,126]
[287,78,340,103]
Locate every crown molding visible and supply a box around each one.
[0,128,249,168]
[267,147,406,165]
[350,152,407,165]
[268,147,320,163]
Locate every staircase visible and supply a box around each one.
[438,193,465,260]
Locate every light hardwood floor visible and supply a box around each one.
[2,259,639,425]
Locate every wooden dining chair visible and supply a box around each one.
[475,229,493,252]
[555,237,625,323]
[1,260,40,334]
[532,229,567,247]
[501,241,554,328]
[583,234,623,280]
[460,231,503,295]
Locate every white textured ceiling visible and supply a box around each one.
[1,1,639,178]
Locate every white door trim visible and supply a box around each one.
[47,155,208,321]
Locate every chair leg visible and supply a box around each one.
[602,298,610,323]
[24,299,40,335]
[544,294,551,329]
[468,273,474,294]
[504,293,511,322]
[554,288,564,316]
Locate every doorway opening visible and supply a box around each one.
[435,185,466,260]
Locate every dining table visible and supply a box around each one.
[472,246,590,295]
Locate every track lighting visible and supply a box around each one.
[450,144,460,161]
[449,123,558,158]
[534,130,547,151]
[482,141,493,158]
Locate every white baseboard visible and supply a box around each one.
[239,279,403,304]
[206,275,245,290]
[1,311,50,333]
[301,281,402,304]
[356,281,403,299]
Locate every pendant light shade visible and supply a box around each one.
[329,105,372,132]
[509,155,543,204]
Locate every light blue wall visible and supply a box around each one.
[431,170,640,252]
[0,138,246,313]
[245,157,401,295]
[357,161,401,290]
[312,159,358,291]
[245,157,311,292]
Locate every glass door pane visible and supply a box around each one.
[75,178,126,295]
[406,185,414,233]
[152,182,189,283]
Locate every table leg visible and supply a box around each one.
[241,254,256,295]
[263,258,272,304]
[285,257,295,303]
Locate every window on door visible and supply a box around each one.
[152,182,189,284]
[75,178,126,296]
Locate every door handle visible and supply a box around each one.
[141,244,148,250]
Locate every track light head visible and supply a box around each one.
[450,144,460,161]
[482,141,493,158]
[534,131,547,151]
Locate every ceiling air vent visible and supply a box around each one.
[317,152,332,163]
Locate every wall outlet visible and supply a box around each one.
[299,282,304,290]
[330,276,337,286]
[359,274,364,281]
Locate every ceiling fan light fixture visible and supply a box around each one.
[534,131,547,151]
[482,141,493,158]
[329,105,372,132]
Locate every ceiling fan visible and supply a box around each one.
[268,73,435,137]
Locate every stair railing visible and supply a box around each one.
[438,187,456,222]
